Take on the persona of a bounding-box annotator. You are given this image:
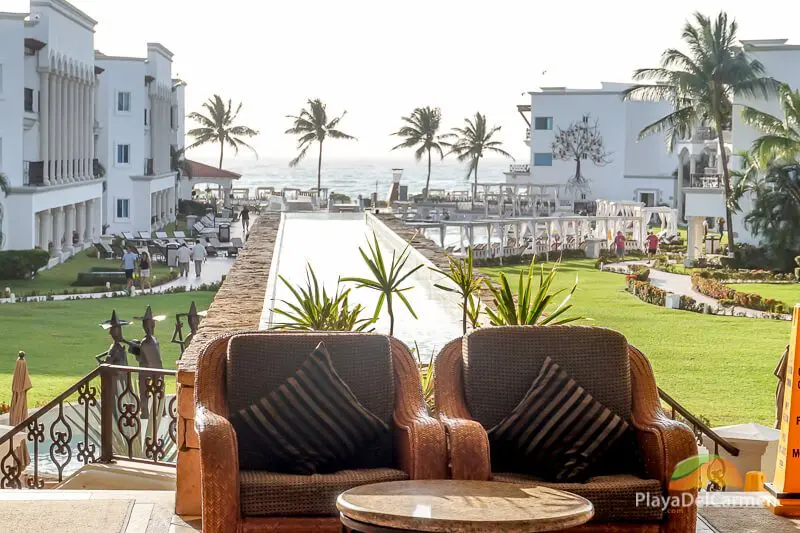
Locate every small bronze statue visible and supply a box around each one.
[99,310,131,366]
[131,306,166,418]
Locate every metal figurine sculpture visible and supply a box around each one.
[131,306,166,418]
[171,301,207,356]
[98,310,131,366]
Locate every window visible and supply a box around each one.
[144,109,148,126]
[533,116,553,130]
[117,91,131,112]
[24,88,34,112]
[116,144,130,164]
[116,199,130,219]
[533,153,553,166]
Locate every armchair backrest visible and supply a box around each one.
[462,326,632,430]
[225,332,396,469]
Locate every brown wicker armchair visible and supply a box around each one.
[434,326,698,533]
[195,332,447,533]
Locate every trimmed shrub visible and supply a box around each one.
[691,271,788,313]
[0,249,51,279]
[178,199,209,216]
[626,278,666,306]
[627,265,650,282]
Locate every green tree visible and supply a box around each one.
[187,95,259,169]
[430,248,483,334]
[285,99,356,194]
[622,11,777,254]
[443,112,512,203]
[170,146,192,178]
[391,107,446,201]
[742,83,800,164]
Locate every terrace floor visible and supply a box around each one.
[0,489,785,532]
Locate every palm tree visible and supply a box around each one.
[443,112,512,203]
[170,146,192,178]
[742,83,800,164]
[622,11,777,254]
[391,107,446,201]
[285,99,356,194]
[187,95,259,169]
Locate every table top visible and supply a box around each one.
[336,480,594,533]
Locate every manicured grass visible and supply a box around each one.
[0,251,173,296]
[481,259,792,427]
[727,283,800,308]
[0,292,215,405]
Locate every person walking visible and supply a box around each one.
[240,206,250,234]
[139,251,152,290]
[613,231,626,259]
[646,231,659,263]
[121,247,138,295]
[177,243,191,278]
[191,240,207,278]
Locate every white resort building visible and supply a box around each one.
[0,0,186,259]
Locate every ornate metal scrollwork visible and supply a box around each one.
[144,375,167,462]
[168,395,178,446]
[49,402,73,482]
[77,381,98,465]
[706,456,727,492]
[0,445,22,489]
[116,373,141,459]
[26,419,45,489]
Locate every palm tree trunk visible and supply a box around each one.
[317,142,323,195]
[715,114,736,255]
[424,149,431,201]
[218,143,224,170]
[473,158,480,209]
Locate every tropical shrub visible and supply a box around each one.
[795,256,800,280]
[271,264,375,331]
[431,248,483,334]
[690,271,788,313]
[0,249,50,279]
[627,265,650,282]
[483,259,582,326]
[626,278,667,307]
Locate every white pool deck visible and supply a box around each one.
[260,212,464,359]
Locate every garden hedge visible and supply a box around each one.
[0,249,50,279]
[691,271,788,313]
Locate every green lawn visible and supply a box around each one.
[0,292,215,405]
[1,252,173,296]
[727,283,800,309]
[481,259,792,427]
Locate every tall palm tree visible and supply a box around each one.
[443,112,512,203]
[187,95,259,169]
[742,83,800,164]
[170,146,192,178]
[391,107,446,201]
[285,99,356,194]
[622,11,777,254]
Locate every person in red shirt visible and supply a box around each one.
[646,231,660,262]
[613,231,626,258]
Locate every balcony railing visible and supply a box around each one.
[0,363,178,488]
[144,158,154,176]
[689,173,723,188]
[22,161,44,186]
[508,163,531,173]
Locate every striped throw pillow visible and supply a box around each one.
[231,342,389,474]
[488,356,629,482]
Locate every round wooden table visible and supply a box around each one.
[337,480,594,532]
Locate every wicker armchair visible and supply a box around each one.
[195,332,447,533]
[434,326,698,533]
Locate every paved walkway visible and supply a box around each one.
[603,260,774,318]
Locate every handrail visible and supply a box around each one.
[658,388,739,456]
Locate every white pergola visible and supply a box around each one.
[185,160,242,208]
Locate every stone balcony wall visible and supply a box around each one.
[175,214,280,515]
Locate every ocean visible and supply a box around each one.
[191,156,515,200]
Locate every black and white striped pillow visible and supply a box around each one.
[231,342,389,474]
[488,356,629,482]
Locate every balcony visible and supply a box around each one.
[22,161,45,186]
[145,158,154,176]
[507,163,531,174]
[689,172,723,188]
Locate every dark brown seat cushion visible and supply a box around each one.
[226,333,395,470]
[492,472,664,522]
[240,468,409,517]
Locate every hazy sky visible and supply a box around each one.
[43,1,800,160]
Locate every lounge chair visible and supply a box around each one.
[93,242,114,259]
[195,332,446,533]
[138,231,152,241]
[434,326,698,532]
[155,231,172,242]
[173,231,189,245]
[110,243,125,258]
[193,221,218,236]
[148,244,166,263]
[121,231,136,241]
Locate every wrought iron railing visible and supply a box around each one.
[689,173,723,188]
[0,364,178,489]
[659,388,739,491]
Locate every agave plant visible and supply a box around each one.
[413,342,435,414]
[342,233,422,336]
[431,248,483,334]
[484,258,582,326]
[271,264,375,331]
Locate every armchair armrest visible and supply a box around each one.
[390,338,447,480]
[196,407,241,533]
[629,345,697,532]
[433,338,491,481]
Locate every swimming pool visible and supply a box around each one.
[260,212,463,360]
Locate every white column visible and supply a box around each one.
[159,191,165,226]
[149,93,157,175]
[65,76,72,181]
[89,79,96,177]
[61,74,69,182]
[53,74,62,183]
[41,210,52,255]
[76,78,84,179]
[53,207,64,254]
[63,205,75,252]
[75,202,85,246]
[84,80,91,178]
[39,70,50,185]
[84,199,93,241]
[70,76,77,181]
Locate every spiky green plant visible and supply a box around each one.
[483,258,582,326]
[431,248,483,334]
[413,342,435,414]
[271,264,375,331]
[342,233,422,336]
[465,294,482,330]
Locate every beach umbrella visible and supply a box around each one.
[10,351,32,470]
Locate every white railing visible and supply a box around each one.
[508,163,530,173]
